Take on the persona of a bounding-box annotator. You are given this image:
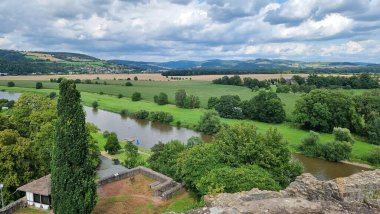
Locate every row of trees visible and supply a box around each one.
[207,91,286,123]
[294,89,380,145]
[212,75,271,90]
[147,123,303,196]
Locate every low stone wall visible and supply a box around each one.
[0,197,27,214]
[97,166,183,200]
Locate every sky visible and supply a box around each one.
[0,0,380,62]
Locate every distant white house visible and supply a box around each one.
[17,175,51,210]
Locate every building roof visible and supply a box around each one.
[17,174,51,196]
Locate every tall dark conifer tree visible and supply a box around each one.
[51,80,97,214]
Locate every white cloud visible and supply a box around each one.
[0,0,379,62]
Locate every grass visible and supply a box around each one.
[91,132,151,161]
[160,192,203,213]
[0,85,379,162]
[0,80,301,120]
[14,207,49,214]
[105,195,129,203]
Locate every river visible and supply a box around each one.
[0,91,368,180]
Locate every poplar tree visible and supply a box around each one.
[51,80,97,214]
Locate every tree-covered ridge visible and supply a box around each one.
[0,49,138,75]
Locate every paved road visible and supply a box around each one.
[97,155,129,179]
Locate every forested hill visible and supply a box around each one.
[1,49,379,75]
[110,58,380,74]
[0,49,139,75]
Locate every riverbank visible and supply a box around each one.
[1,86,378,164]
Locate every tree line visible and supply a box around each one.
[161,67,380,76]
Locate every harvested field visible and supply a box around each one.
[24,52,62,62]
[0,73,351,82]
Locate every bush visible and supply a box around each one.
[150,111,173,123]
[49,92,57,99]
[333,127,354,143]
[154,92,169,105]
[125,82,133,86]
[276,84,291,93]
[99,92,104,95]
[148,140,186,178]
[118,94,123,99]
[134,110,149,119]
[242,91,286,123]
[74,79,81,84]
[198,110,222,134]
[120,109,128,117]
[124,141,139,168]
[367,116,380,145]
[92,101,98,109]
[175,89,187,108]
[321,141,352,162]
[35,82,43,89]
[131,92,142,101]
[7,81,15,87]
[215,95,243,119]
[299,131,322,157]
[184,95,200,109]
[104,132,121,155]
[134,76,138,81]
[207,97,220,109]
[366,148,380,165]
[196,165,281,195]
[84,79,92,84]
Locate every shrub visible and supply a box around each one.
[148,140,186,178]
[150,111,173,123]
[198,110,222,134]
[124,141,139,168]
[184,95,200,109]
[99,92,104,95]
[207,97,220,109]
[134,110,149,119]
[84,79,92,84]
[367,116,380,145]
[125,82,133,86]
[215,95,243,119]
[333,127,354,143]
[49,92,57,99]
[299,131,322,157]
[134,76,138,81]
[366,148,380,165]
[196,165,280,195]
[154,92,169,105]
[175,89,187,108]
[7,81,15,87]
[276,84,291,93]
[131,92,142,101]
[74,79,81,84]
[92,101,98,109]
[117,94,123,99]
[120,109,128,117]
[104,132,121,155]
[321,141,352,162]
[35,82,43,89]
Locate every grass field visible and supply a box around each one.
[0,80,302,120]
[0,85,378,163]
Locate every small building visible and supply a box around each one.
[17,174,52,210]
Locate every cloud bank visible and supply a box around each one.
[0,0,379,62]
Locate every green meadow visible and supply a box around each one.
[0,83,378,162]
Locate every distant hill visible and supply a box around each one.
[1,49,379,75]
[0,49,139,75]
[109,58,379,72]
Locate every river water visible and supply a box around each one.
[0,91,368,180]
